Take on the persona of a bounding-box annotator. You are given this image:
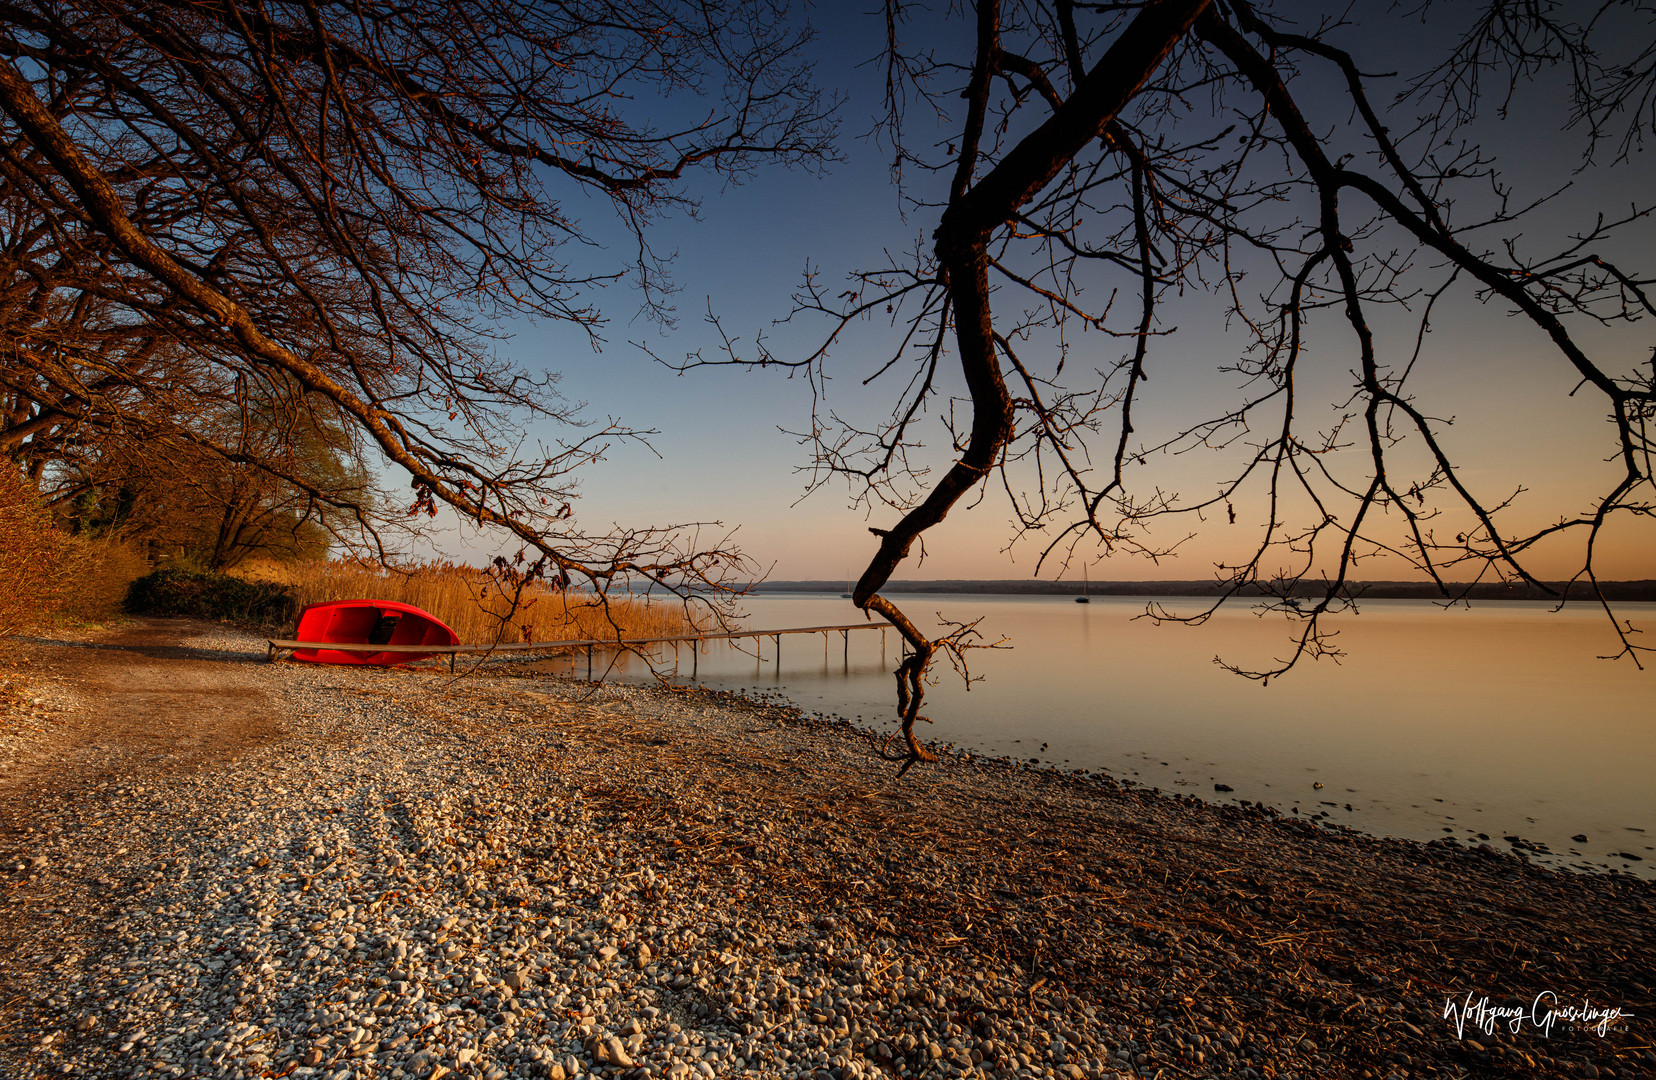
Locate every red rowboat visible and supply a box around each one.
[289,599,460,665]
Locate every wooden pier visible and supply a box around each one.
[266,622,890,679]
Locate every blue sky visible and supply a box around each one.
[428,4,1656,584]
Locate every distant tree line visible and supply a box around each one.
[754,580,1656,602]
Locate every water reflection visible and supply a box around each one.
[522,594,1656,879]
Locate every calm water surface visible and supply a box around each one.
[536,594,1656,877]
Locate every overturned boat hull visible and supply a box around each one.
[289,599,460,665]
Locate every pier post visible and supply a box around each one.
[586,644,593,681]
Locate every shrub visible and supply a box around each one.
[124,568,298,627]
[0,468,78,638]
[58,538,150,623]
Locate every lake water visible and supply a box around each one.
[530,593,1656,878]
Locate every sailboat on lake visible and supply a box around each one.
[1076,562,1090,603]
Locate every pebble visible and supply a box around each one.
[1,626,1650,1080]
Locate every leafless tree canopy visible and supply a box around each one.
[0,0,833,602]
[681,0,1656,770]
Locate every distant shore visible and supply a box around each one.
[750,578,1656,602]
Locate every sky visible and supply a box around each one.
[424,3,1656,586]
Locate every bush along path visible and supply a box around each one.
[123,570,299,627]
[0,620,1652,1080]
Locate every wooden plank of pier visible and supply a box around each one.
[265,622,890,674]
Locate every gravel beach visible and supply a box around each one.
[1,619,1651,1080]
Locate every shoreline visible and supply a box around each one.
[1,620,1652,1080]
[582,594,1656,883]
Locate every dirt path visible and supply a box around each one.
[0,617,284,807]
[0,619,285,1023]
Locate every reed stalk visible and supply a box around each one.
[237,558,695,644]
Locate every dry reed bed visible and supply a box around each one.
[241,559,695,644]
